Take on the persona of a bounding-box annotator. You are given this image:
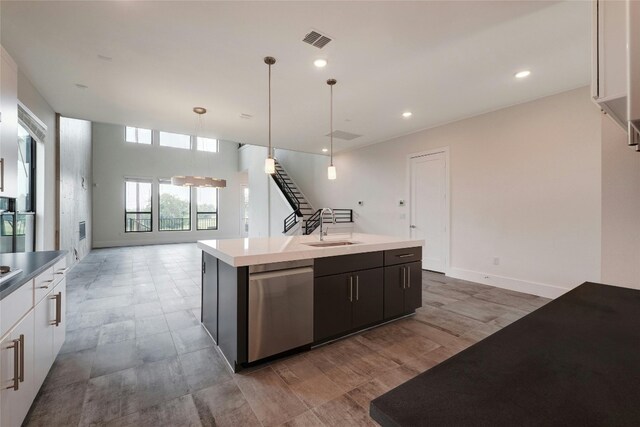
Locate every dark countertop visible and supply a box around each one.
[0,251,68,300]
[370,282,640,426]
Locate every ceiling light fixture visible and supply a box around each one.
[264,56,276,174]
[171,107,227,188]
[515,70,531,79]
[322,148,328,153]
[314,59,328,68]
[402,111,412,118]
[327,78,337,180]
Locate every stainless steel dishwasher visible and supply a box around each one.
[248,259,314,362]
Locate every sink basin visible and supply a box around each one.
[304,241,358,248]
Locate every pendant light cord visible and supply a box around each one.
[268,61,272,160]
[330,83,333,166]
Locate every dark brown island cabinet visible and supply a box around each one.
[201,246,422,372]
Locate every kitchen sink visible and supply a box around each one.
[304,241,359,247]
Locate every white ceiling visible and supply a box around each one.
[0,1,590,154]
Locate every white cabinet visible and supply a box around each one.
[52,278,66,356]
[593,0,640,137]
[34,295,54,391]
[0,46,18,198]
[0,310,35,427]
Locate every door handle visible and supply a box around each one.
[349,275,353,302]
[18,334,24,382]
[50,292,62,326]
[0,158,4,192]
[355,275,359,301]
[402,266,406,289]
[5,337,20,390]
[407,266,411,288]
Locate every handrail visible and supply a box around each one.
[304,209,353,235]
[284,211,298,233]
[270,162,303,217]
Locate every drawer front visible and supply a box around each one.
[384,247,422,267]
[0,279,33,338]
[52,258,68,286]
[314,251,383,277]
[34,267,55,304]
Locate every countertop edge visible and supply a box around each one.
[198,239,423,267]
[0,251,68,301]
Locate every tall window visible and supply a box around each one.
[241,186,249,234]
[196,137,218,153]
[125,179,152,232]
[125,126,152,144]
[196,187,218,230]
[159,180,191,231]
[159,131,191,150]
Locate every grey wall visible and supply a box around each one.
[59,116,92,263]
[17,70,56,251]
[92,122,241,247]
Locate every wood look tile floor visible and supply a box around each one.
[24,244,551,427]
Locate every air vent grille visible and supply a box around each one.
[326,130,362,141]
[303,30,332,49]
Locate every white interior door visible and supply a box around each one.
[410,151,447,273]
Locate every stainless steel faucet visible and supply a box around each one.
[319,208,336,241]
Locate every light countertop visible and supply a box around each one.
[197,233,424,267]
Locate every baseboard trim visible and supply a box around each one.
[447,267,570,299]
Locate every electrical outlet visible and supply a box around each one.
[493,257,500,266]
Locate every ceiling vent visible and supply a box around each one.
[326,130,362,141]
[303,30,332,49]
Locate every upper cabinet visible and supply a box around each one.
[592,0,640,145]
[0,46,18,198]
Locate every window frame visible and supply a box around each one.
[196,136,219,153]
[158,131,192,150]
[124,178,153,233]
[158,179,192,232]
[125,126,153,145]
[196,187,219,231]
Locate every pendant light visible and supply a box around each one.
[264,56,276,174]
[171,107,227,188]
[327,78,337,180]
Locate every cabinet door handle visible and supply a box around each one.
[0,158,4,192]
[349,275,353,302]
[407,266,411,289]
[55,268,68,275]
[402,266,406,289]
[5,337,19,390]
[397,253,414,258]
[18,334,24,382]
[50,292,62,326]
[356,275,359,301]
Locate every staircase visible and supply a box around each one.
[271,159,353,235]
[272,159,316,233]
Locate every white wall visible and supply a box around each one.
[92,122,240,247]
[59,116,92,263]
[16,70,56,251]
[274,87,602,298]
[601,115,640,289]
[238,145,270,238]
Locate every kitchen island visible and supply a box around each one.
[198,233,423,372]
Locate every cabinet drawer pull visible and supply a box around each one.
[402,267,406,289]
[55,268,68,275]
[407,266,411,288]
[0,158,4,192]
[18,334,24,382]
[356,275,359,301]
[349,276,353,302]
[39,285,49,289]
[50,292,62,326]
[5,337,19,390]
[397,253,414,258]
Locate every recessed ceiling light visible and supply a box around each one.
[322,148,328,152]
[75,83,88,89]
[402,111,412,118]
[314,59,328,68]
[514,70,531,79]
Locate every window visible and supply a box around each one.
[159,180,191,231]
[125,126,152,144]
[196,137,218,153]
[241,186,249,234]
[196,187,218,230]
[125,179,152,232]
[159,131,191,150]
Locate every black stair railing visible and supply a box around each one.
[270,163,303,217]
[304,209,353,235]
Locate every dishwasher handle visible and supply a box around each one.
[249,267,313,281]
